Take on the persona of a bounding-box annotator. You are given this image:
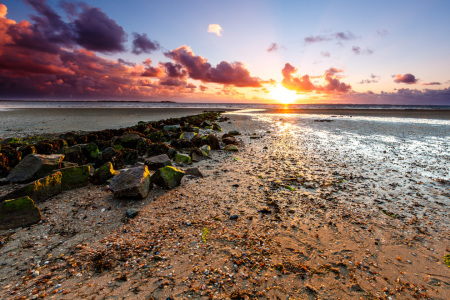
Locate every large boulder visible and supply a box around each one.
[59,145,85,165]
[145,154,172,170]
[151,166,185,189]
[109,166,151,199]
[91,162,118,185]
[0,196,42,230]
[59,165,90,190]
[112,133,147,154]
[0,172,63,203]
[6,154,64,183]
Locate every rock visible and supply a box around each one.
[120,148,139,165]
[200,121,211,128]
[180,132,197,141]
[0,172,63,203]
[146,143,173,157]
[94,147,119,168]
[151,166,185,189]
[163,125,181,132]
[185,168,203,178]
[19,145,37,158]
[225,145,239,152]
[199,145,211,155]
[229,215,239,220]
[81,143,100,160]
[91,162,118,185]
[222,137,237,145]
[59,165,90,190]
[170,139,194,150]
[0,196,42,230]
[125,209,139,219]
[212,123,222,131]
[174,153,191,164]
[190,149,205,162]
[109,166,151,199]
[228,130,240,136]
[0,145,22,174]
[204,134,220,150]
[6,154,64,183]
[145,154,172,170]
[59,145,85,165]
[112,133,143,150]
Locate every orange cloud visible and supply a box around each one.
[208,24,223,36]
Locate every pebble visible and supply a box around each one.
[125,209,139,219]
[229,215,239,220]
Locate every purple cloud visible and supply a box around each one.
[320,51,330,57]
[422,82,441,86]
[352,46,373,55]
[394,73,418,84]
[131,33,160,55]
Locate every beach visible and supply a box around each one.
[0,108,449,299]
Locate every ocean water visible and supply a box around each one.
[0,100,449,111]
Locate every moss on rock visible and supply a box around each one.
[0,196,42,230]
[59,165,90,190]
[174,153,191,164]
[151,166,185,189]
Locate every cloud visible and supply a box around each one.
[118,58,136,67]
[165,45,261,87]
[281,63,351,94]
[305,31,357,44]
[0,4,7,18]
[422,82,441,86]
[161,62,187,78]
[131,33,160,55]
[208,24,222,37]
[320,51,330,57]
[359,73,379,84]
[140,59,165,77]
[266,43,285,52]
[352,46,373,55]
[394,73,418,84]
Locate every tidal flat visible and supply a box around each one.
[0,109,449,299]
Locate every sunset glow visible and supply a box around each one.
[0,0,448,104]
[270,84,299,104]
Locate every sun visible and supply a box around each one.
[269,84,298,104]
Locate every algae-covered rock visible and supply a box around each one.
[200,145,211,155]
[91,162,118,185]
[0,196,42,230]
[59,165,90,190]
[109,166,151,199]
[59,145,85,165]
[205,134,220,150]
[145,154,172,170]
[6,154,64,183]
[174,153,191,164]
[225,144,239,152]
[228,130,240,136]
[163,125,180,132]
[223,136,237,145]
[0,172,63,203]
[212,123,222,131]
[151,166,185,189]
[180,132,197,141]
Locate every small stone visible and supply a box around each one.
[229,215,239,220]
[125,209,139,219]
[225,145,239,152]
[228,130,240,136]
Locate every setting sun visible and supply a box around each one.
[270,84,299,104]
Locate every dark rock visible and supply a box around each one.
[228,130,240,136]
[0,196,42,230]
[94,147,119,168]
[229,215,239,220]
[109,166,151,199]
[205,134,220,150]
[59,145,85,165]
[125,209,139,219]
[19,145,37,158]
[199,145,211,155]
[6,154,64,183]
[0,172,63,203]
[91,162,118,185]
[174,153,191,164]
[163,125,180,132]
[222,137,237,145]
[180,132,197,141]
[200,121,211,128]
[145,154,172,170]
[185,168,203,178]
[151,166,185,189]
[212,123,222,131]
[171,139,194,150]
[120,148,139,165]
[146,143,172,157]
[225,145,239,152]
[0,145,21,172]
[190,149,204,162]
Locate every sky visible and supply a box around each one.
[0,0,449,105]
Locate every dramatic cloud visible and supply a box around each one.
[141,59,165,77]
[394,73,418,84]
[320,51,330,57]
[352,46,373,55]
[281,63,351,94]
[422,82,441,86]
[305,31,357,44]
[208,24,222,36]
[165,45,261,87]
[117,58,136,67]
[21,0,127,53]
[161,62,187,78]
[131,33,160,55]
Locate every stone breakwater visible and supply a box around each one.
[0,111,242,229]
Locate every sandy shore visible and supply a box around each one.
[0,111,449,299]
[0,108,236,139]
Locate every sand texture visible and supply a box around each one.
[0,111,449,299]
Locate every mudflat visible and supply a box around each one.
[0,111,449,299]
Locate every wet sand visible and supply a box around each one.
[264,108,450,120]
[0,111,449,299]
[0,108,236,139]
